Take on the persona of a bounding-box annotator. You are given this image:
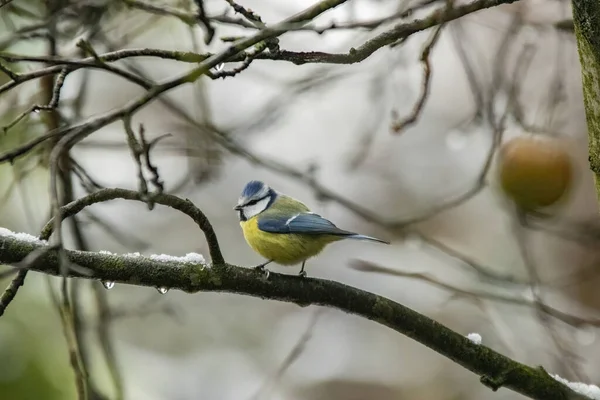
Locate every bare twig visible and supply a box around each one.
[70,157,105,193]
[92,282,124,400]
[0,270,28,317]
[0,268,17,280]
[223,0,264,24]
[0,56,153,97]
[449,22,485,119]
[123,117,169,209]
[350,260,600,328]
[0,60,18,79]
[0,0,15,9]
[250,309,324,400]
[48,20,89,398]
[108,296,183,321]
[512,212,586,381]
[212,41,268,78]
[2,68,69,134]
[80,210,149,251]
[0,129,67,164]
[193,0,215,44]
[41,188,224,265]
[45,275,89,400]
[122,0,197,24]
[416,230,524,284]
[391,22,444,132]
[0,0,521,76]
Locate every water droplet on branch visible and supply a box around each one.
[102,281,115,290]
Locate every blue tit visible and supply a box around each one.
[234,180,390,277]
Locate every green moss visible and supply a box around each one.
[573,0,600,204]
[372,296,394,321]
[208,269,222,287]
[186,264,220,288]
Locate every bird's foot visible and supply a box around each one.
[254,264,270,279]
[298,270,307,278]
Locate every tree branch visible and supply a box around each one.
[0,230,589,400]
[391,22,444,133]
[0,270,28,317]
[41,188,224,265]
[0,0,519,71]
[572,0,600,207]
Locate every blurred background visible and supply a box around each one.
[1,0,599,399]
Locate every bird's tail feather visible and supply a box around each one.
[346,234,390,245]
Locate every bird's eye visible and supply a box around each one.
[246,199,259,206]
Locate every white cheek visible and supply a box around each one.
[243,197,270,220]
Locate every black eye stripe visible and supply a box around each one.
[243,194,269,207]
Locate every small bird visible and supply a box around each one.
[234,180,390,277]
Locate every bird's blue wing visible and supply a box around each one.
[258,212,352,236]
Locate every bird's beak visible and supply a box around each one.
[233,204,242,211]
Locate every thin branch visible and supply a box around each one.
[44,16,89,394]
[193,0,215,44]
[2,68,70,134]
[0,270,28,317]
[223,0,264,25]
[123,118,153,207]
[0,129,68,164]
[250,309,324,400]
[222,0,279,53]
[79,209,149,251]
[46,275,89,400]
[70,157,105,193]
[416,230,525,284]
[212,41,268,78]
[0,0,15,9]
[0,268,17,280]
[40,188,224,265]
[0,55,153,97]
[108,295,183,322]
[391,19,444,132]
[350,260,600,328]
[512,212,586,381]
[121,0,197,24]
[0,0,521,74]
[0,60,18,79]
[121,0,436,33]
[92,282,124,400]
[449,21,485,119]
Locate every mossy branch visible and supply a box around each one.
[0,188,589,400]
[572,0,600,206]
[0,236,588,400]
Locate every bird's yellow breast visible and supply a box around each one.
[240,217,340,265]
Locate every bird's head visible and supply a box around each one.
[234,180,277,221]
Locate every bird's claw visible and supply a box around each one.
[298,270,307,278]
[254,265,270,279]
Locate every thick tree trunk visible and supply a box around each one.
[572,0,600,204]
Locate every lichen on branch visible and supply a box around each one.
[573,0,600,205]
